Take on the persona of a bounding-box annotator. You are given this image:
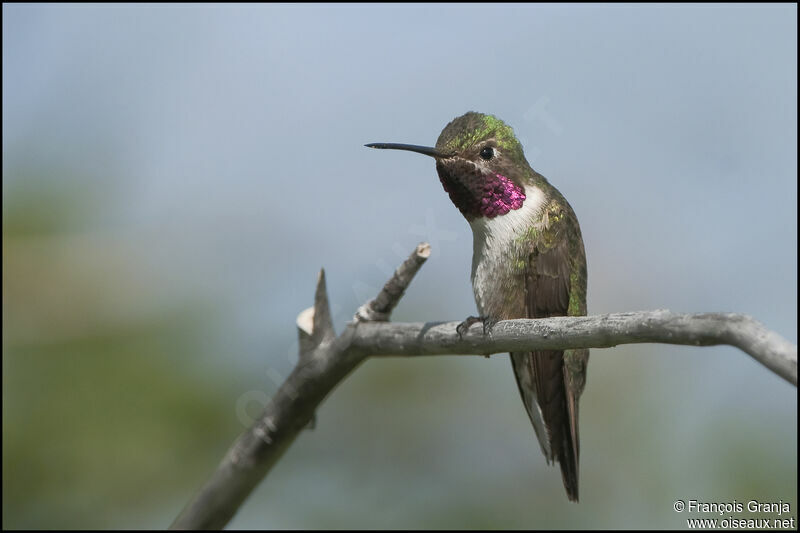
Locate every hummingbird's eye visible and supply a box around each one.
[479,147,495,161]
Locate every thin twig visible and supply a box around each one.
[354,242,431,322]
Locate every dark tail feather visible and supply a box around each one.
[532,350,580,502]
[558,398,580,502]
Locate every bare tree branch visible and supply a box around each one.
[351,312,796,385]
[171,243,796,530]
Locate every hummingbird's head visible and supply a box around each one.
[367,112,532,221]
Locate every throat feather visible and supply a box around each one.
[439,170,526,219]
[478,173,526,218]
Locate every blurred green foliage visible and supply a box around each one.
[3,168,99,237]
[2,176,241,528]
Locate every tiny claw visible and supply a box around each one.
[457,316,482,339]
[457,315,497,339]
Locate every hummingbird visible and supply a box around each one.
[366,112,588,501]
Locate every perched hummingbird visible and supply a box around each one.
[367,112,588,501]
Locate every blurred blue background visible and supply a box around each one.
[3,4,796,529]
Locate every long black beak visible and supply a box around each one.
[365,143,454,159]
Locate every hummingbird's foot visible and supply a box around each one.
[456,316,482,338]
[456,315,498,339]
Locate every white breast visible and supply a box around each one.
[468,184,547,315]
